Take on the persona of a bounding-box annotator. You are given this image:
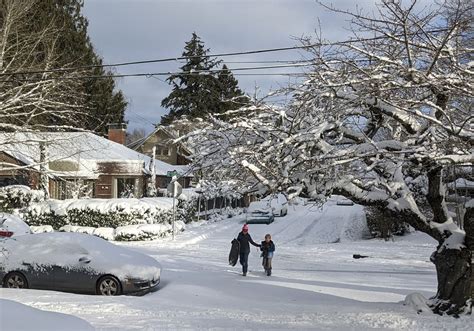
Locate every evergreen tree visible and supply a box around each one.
[161,33,221,125]
[216,64,249,119]
[49,0,127,133]
[161,33,247,125]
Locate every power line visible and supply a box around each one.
[180,60,314,64]
[0,27,450,77]
[0,72,306,83]
[0,63,310,83]
[0,45,315,77]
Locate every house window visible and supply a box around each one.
[53,180,94,200]
[0,176,28,187]
[116,177,138,198]
[155,145,169,156]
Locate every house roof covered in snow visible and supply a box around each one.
[0,132,192,179]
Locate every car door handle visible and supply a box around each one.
[79,256,91,264]
[22,262,31,266]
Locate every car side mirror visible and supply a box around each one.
[79,256,91,264]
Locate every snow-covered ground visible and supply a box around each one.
[0,299,94,331]
[1,200,472,330]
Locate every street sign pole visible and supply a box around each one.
[167,175,182,241]
[172,189,176,240]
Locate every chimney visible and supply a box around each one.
[108,123,127,145]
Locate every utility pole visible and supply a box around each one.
[39,141,49,199]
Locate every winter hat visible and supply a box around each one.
[242,224,249,232]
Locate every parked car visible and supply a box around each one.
[1,232,161,296]
[0,213,31,237]
[247,193,288,217]
[336,197,354,206]
[266,193,289,216]
[245,210,275,225]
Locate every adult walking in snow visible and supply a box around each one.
[237,224,261,276]
[260,234,275,276]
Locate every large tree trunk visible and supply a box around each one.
[424,167,473,315]
[429,247,472,316]
[429,206,474,315]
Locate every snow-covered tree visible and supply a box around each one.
[182,0,474,315]
[0,0,84,131]
[0,0,126,133]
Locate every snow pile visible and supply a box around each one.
[57,222,186,241]
[0,299,94,331]
[30,225,55,234]
[403,293,431,314]
[92,227,116,241]
[203,207,244,222]
[60,225,96,235]
[340,206,371,241]
[115,222,185,241]
[297,198,370,245]
[28,197,174,215]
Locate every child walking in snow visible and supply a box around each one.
[260,234,275,276]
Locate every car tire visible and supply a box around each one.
[96,275,122,296]
[3,272,28,289]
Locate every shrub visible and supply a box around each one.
[365,206,410,239]
[20,198,175,230]
[177,196,197,223]
[0,185,44,211]
[114,222,185,241]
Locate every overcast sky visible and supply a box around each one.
[82,0,379,134]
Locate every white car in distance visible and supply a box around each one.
[248,193,288,217]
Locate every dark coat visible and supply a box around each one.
[237,231,260,253]
[260,240,275,257]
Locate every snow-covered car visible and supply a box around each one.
[248,193,288,217]
[0,213,31,237]
[336,197,354,206]
[246,210,275,225]
[0,232,161,296]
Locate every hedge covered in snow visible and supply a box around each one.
[21,198,176,234]
[2,184,244,241]
[0,185,44,211]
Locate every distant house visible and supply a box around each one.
[0,131,192,199]
[128,126,191,166]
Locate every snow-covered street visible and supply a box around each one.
[1,202,472,330]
